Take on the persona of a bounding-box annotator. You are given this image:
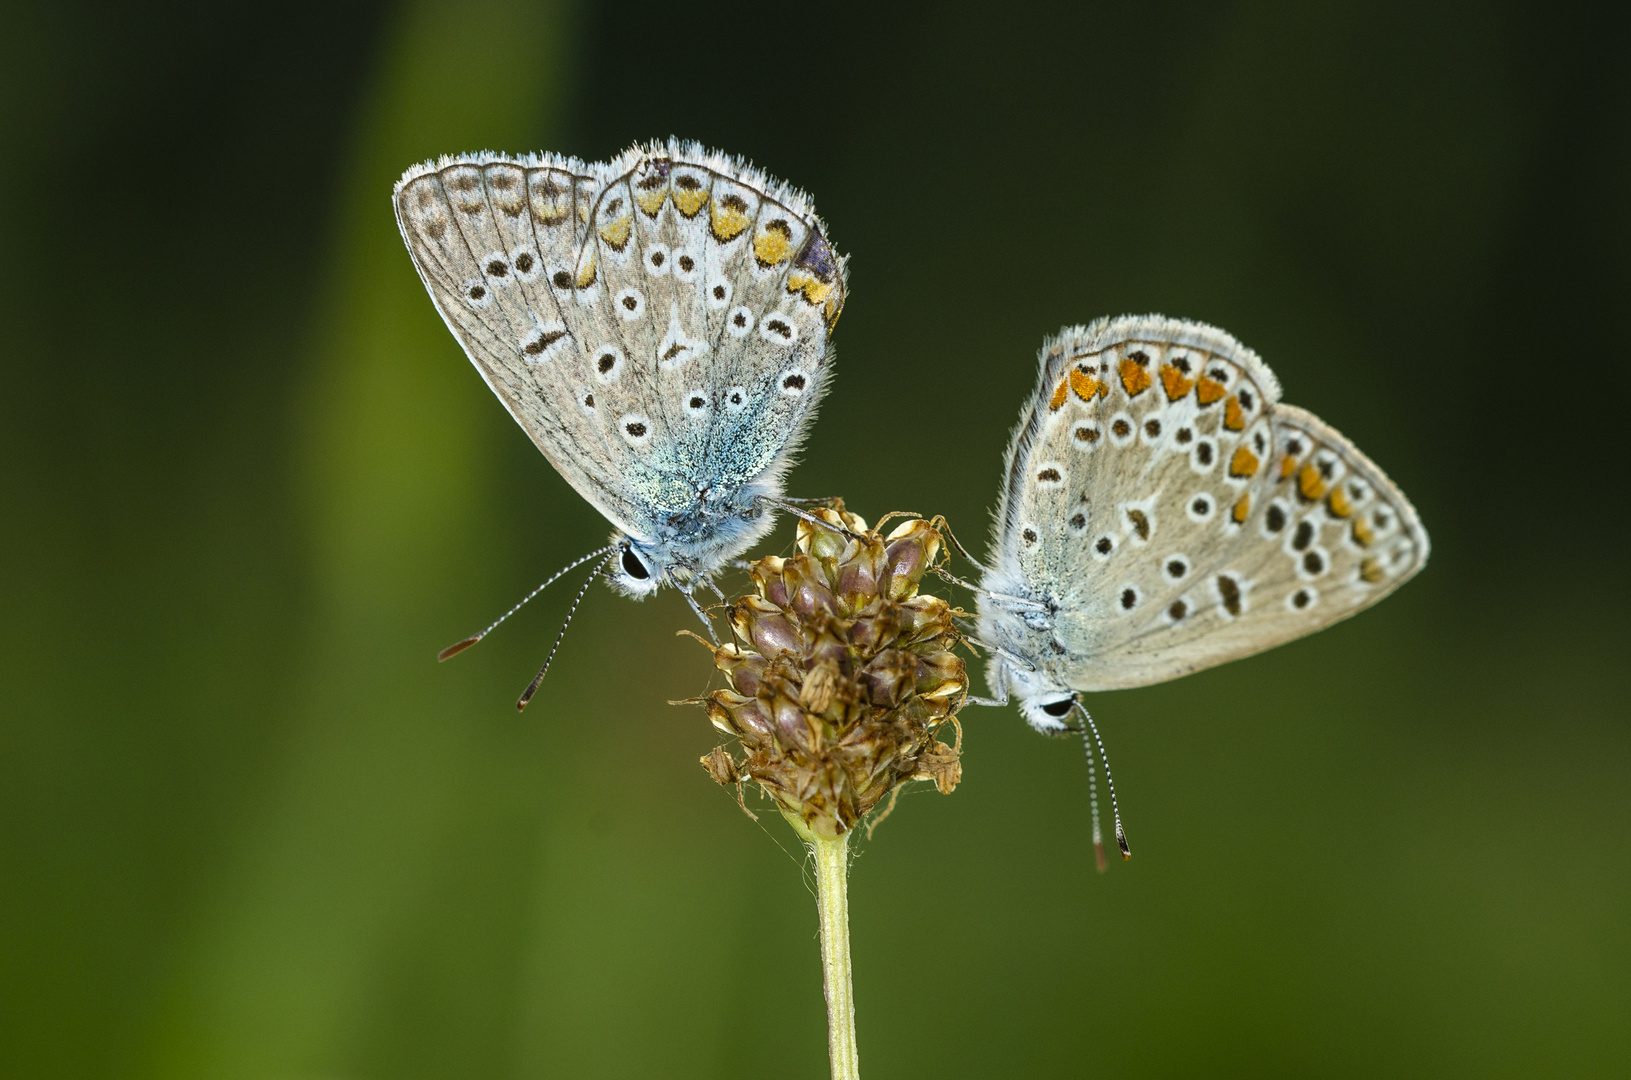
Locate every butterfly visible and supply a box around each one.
[393,140,847,701]
[972,315,1429,860]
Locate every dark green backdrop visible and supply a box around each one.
[3,1,1627,1077]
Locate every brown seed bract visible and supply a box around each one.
[700,509,966,839]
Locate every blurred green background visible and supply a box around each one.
[3,1,1628,1077]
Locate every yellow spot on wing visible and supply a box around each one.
[1232,493,1251,523]
[574,249,597,289]
[598,214,632,251]
[1298,461,1327,502]
[753,223,793,267]
[1119,357,1152,396]
[1069,368,1100,401]
[710,195,752,241]
[1049,379,1069,411]
[672,184,707,218]
[1351,517,1375,547]
[1196,377,1226,405]
[1160,364,1195,401]
[1360,556,1385,584]
[786,270,833,306]
[1229,445,1260,478]
[1327,487,1354,518]
[1279,454,1299,479]
[1223,396,1246,431]
[633,186,667,217]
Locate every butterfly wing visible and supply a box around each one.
[984,315,1428,692]
[393,141,846,556]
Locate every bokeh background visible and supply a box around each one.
[4,1,1628,1077]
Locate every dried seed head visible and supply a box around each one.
[698,507,966,838]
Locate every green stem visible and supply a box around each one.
[786,814,860,1080]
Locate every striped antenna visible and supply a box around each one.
[437,542,620,661]
[1073,699,1130,864]
[516,548,618,711]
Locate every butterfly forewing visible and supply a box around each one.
[989,315,1428,692]
[392,141,848,559]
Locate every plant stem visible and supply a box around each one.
[787,814,860,1080]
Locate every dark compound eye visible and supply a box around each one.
[1041,698,1074,718]
[620,548,650,580]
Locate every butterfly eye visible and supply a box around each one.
[1040,698,1075,718]
[620,548,651,581]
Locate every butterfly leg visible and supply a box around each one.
[927,514,992,576]
[756,495,868,540]
[775,495,846,507]
[679,586,721,644]
[932,566,1049,612]
[960,658,1012,709]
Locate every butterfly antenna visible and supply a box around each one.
[516,548,617,711]
[437,543,619,661]
[1073,700,1130,862]
[1077,717,1108,872]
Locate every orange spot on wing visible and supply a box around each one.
[1327,487,1354,518]
[1279,454,1299,479]
[1229,445,1260,478]
[1223,396,1246,431]
[1298,461,1328,502]
[1119,357,1152,397]
[1352,517,1376,547]
[1196,376,1226,405]
[1232,493,1251,523]
[1049,379,1069,411]
[1069,368,1100,401]
[1360,556,1385,584]
[1159,364,1194,401]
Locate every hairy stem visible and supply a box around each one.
[787,814,860,1080]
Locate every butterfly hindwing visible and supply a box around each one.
[985,315,1428,693]
[393,141,848,569]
